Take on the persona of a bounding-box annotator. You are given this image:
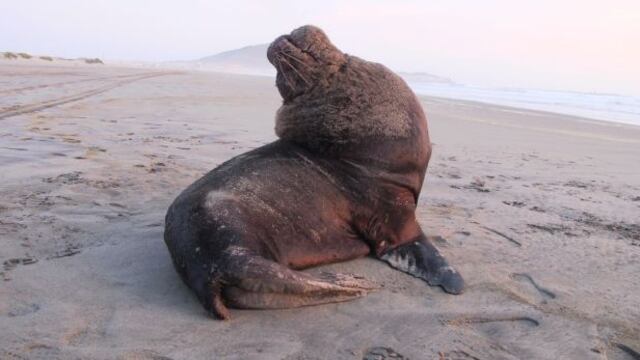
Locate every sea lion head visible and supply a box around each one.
[268,25,426,153]
[267,25,345,102]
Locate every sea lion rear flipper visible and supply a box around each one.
[183,261,230,320]
[379,235,464,295]
[221,252,378,310]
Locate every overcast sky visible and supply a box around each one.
[1,0,639,96]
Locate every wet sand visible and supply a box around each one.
[1,61,639,360]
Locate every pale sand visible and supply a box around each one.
[1,61,639,360]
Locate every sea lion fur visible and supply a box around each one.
[164,25,463,319]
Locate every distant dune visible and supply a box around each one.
[197,44,272,75]
[163,44,273,76]
[165,45,453,83]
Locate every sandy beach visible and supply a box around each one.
[1,60,639,360]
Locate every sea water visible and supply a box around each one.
[408,82,640,127]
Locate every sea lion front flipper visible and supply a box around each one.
[317,271,379,290]
[379,235,464,295]
[221,252,377,310]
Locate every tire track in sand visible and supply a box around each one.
[0,72,179,120]
[0,72,164,95]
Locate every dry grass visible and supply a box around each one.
[3,52,103,64]
[84,58,104,64]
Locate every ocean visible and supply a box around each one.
[408,82,640,127]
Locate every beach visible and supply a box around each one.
[1,60,639,359]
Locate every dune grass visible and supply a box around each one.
[84,58,104,64]
[2,51,103,64]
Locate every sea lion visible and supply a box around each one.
[164,25,464,320]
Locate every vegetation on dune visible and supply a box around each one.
[2,51,102,64]
[84,58,104,64]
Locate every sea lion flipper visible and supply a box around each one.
[379,235,464,295]
[221,254,376,309]
[210,284,231,320]
[317,271,379,291]
[184,263,230,320]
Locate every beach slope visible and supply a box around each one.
[1,61,639,359]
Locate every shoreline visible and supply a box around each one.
[419,95,640,145]
[3,57,638,129]
[410,82,640,128]
[419,94,640,131]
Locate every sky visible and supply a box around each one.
[1,0,639,96]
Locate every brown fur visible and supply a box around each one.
[164,25,462,320]
[270,26,422,153]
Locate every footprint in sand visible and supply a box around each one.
[609,343,640,360]
[502,200,526,208]
[62,137,81,144]
[7,302,40,317]
[117,349,174,360]
[510,273,556,302]
[447,315,540,347]
[438,349,490,360]
[43,171,83,185]
[3,257,38,271]
[363,347,408,360]
[15,344,63,360]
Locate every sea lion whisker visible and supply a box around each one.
[279,56,311,86]
[280,51,312,69]
[275,55,295,89]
